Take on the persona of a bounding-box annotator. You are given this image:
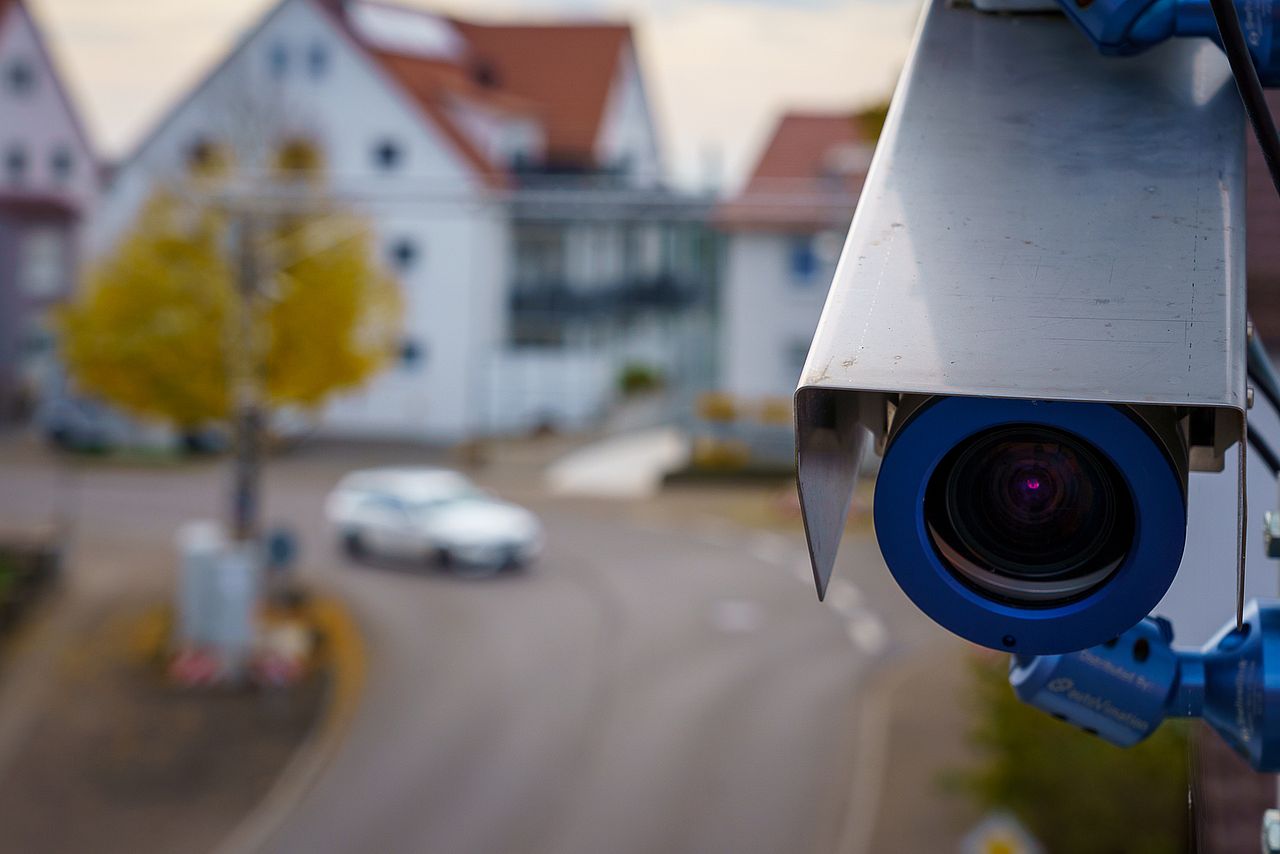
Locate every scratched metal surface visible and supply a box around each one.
[800,0,1247,410]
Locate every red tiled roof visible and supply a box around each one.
[0,0,16,49]
[330,2,633,182]
[719,112,870,231]
[452,21,630,166]
[368,49,513,187]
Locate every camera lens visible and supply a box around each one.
[924,425,1134,606]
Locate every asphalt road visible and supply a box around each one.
[0,436,949,854]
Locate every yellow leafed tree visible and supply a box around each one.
[60,189,402,431]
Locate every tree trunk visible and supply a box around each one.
[230,213,262,543]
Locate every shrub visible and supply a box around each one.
[957,654,1190,854]
[759,398,793,426]
[691,438,750,471]
[697,392,738,424]
[618,363,664,396]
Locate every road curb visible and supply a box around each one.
[836,645,958,854]
[212,590,368,854]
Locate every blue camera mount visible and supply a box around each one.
[1011,598,1280,770]
[1055,0,1280,82]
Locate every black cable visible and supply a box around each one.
[1249,426,1280,475]
[1209,0,1280,198]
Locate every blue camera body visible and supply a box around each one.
[874,397,1188,655]
[1054,0,1280,83]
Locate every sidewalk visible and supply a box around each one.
[855,640,982,853]
[0,592,347,854]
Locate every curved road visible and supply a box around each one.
[0,438,934,854]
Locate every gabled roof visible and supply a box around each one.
[322,1,637,183]
[111,0,640,192]
[743,113,868,191]
[0,0,97,198]
[363,48,513,187]
[450,21,630,166]
[718,111,871,232]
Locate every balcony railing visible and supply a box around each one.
[510,274,706,319]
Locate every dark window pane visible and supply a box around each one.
[308,42,329,78]
[6,61,33,94]
[373,139,402,171]
[473,61,500,88]
[50,146,73,181]
[276,138,323,174]
[5,145,28,182]
[268,43,288,78]
[187,137,231,176]
[400,339,425,368]
[789,235,818,284]
[390,239,418,270]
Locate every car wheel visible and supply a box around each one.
[448,553,505,579]
[342,531,366,559]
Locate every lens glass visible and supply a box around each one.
[924,425,1133,606]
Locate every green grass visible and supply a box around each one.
[954,654,1191,854]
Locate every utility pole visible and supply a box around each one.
[229,210,263,544]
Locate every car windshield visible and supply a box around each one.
[404,488,487,514]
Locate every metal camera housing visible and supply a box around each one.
[795,0,1248,655]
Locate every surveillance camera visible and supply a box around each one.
[874,396,1189,653]
[794,0,1248,655]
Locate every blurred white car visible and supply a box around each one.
[326,468,543,574]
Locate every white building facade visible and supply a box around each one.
[92,0,706,443]
[0,0,97,420]
[717,113,870,405]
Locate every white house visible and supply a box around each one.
[0,0,97,420]
[92,0,710,442]
[716,112,870,406]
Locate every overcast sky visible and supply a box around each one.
[31,0,922,190]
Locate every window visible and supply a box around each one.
[19,227,65,299]
[23,321,54,358]
[307,42,330,79]
[400,339,425,369]
[268,42,289,79]
[5,60,34,94]
[5,144,27,183]
[50,146,73,181]
[789,235,819,285]
[373,138,403,171]
[389,238,419,271]
[472,61,500,89]
[187,137,231,177]
[275,138,323,175]
[512,224,564,289]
